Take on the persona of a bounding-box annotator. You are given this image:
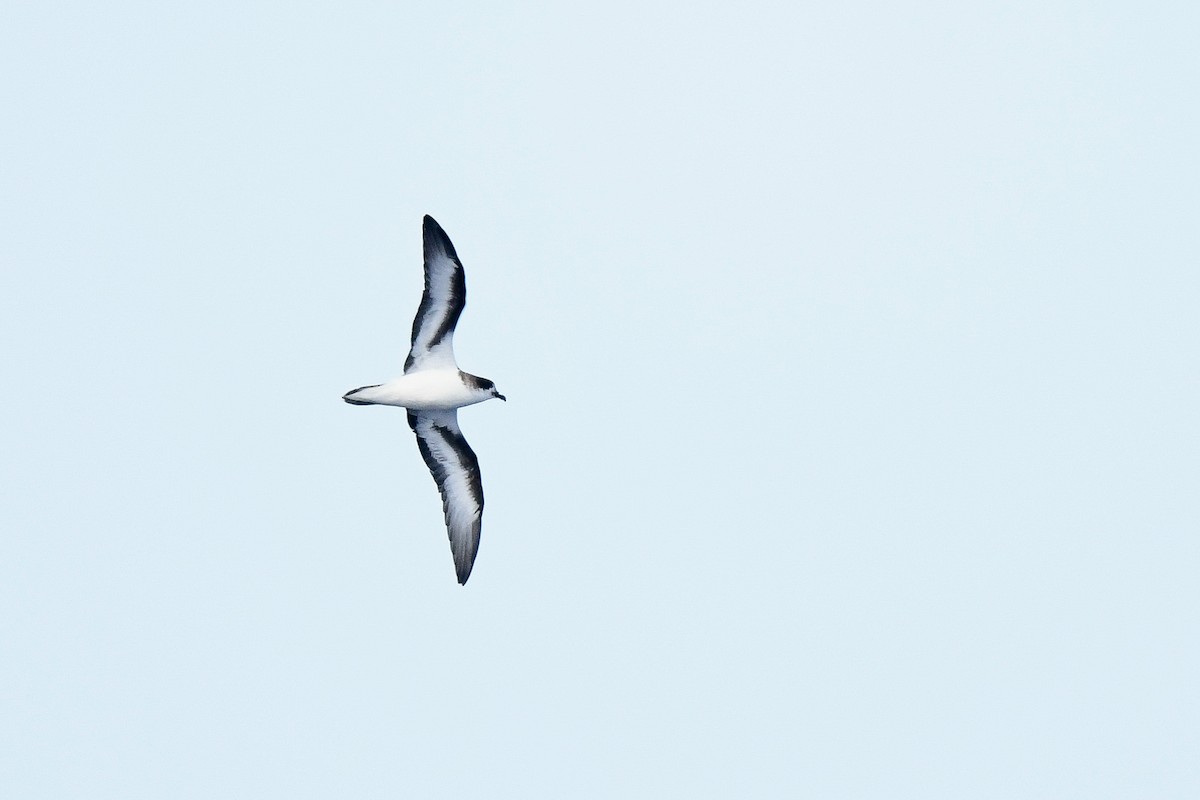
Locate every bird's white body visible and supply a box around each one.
[350,369,492,411]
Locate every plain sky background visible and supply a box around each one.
[2,2,1198,797]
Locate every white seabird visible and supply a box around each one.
[343,215,505,585]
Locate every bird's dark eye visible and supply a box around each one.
[479,379,493,390]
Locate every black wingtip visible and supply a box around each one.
[422,215,460,261]
[455,549,477,585]
[423,214,443,236]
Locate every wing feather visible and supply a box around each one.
[410,409,484,584]
[405,216,466,373]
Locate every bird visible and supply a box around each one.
[343,215,505,584]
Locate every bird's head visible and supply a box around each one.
[469,375,506,402]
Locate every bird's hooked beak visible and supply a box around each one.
[494,391,507,402]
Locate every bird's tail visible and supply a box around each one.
[342,384,383,405]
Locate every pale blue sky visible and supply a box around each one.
[2,2,1198,797]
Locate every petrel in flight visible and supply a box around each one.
[343,216,505,584]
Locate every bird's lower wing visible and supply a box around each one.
[408,409,484,584]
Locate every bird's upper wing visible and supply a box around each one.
[408,409,484,584]
[405,215,466,373]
